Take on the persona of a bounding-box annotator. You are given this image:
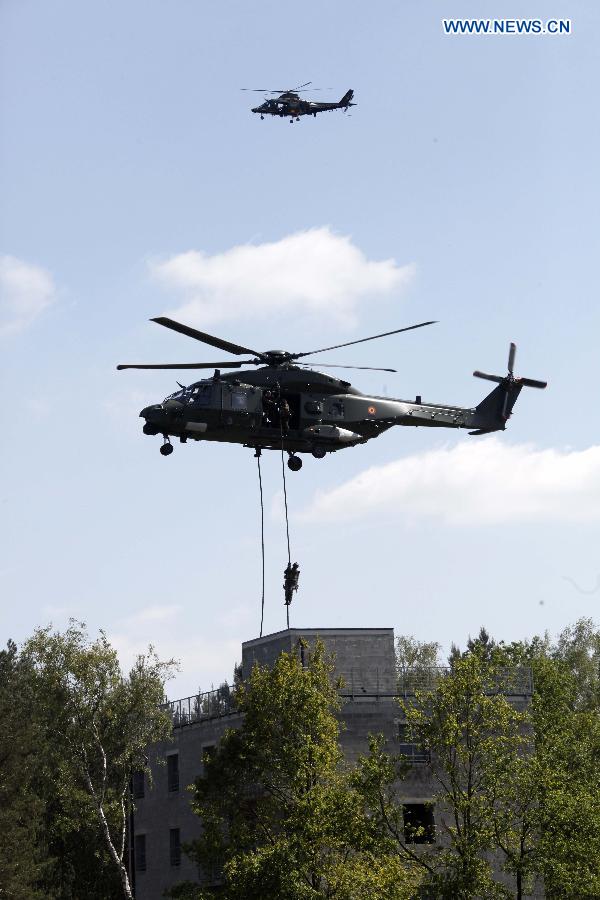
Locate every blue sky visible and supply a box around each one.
[1,0,599,696]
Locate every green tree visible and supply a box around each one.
[182,641,421,899]
[395,635,441,672]
[0,640,46,899]
[396,635,442,701]
[497,620,600,896]
[552,617,600,710]
[23,621,177,899]
[358,650,530,899]
[528,649,600,896]
[480,728,540,899]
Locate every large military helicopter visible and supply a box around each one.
[117,317,547,470]
[241,82,355,122]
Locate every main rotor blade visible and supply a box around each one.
[241,85,329,93]
[519,377,547,389]
[292,321,437,359]
[508,342,516,374]
[151,317,262,357]
[297,363,397,372]
[117,361,254,371]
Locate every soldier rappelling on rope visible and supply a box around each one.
[284,562,300,607]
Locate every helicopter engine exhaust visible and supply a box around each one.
[302,424,364,446]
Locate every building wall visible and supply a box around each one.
[134,628,399,900]
[133,713,242,900]
[133,627,540,900]
[242,627,397,695]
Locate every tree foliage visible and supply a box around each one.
[0,641,46,899]
[358,650,529,898]
[4,618,600,899]
[0,622,176,900]
[378,623,600,898]
[22,621,177,898]
[395,635,441,673]
[525,642,600,897]
[183,641,421,899]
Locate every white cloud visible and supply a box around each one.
[149,227,415,327]
[109,629,241,697]
[0,255,56,336]
[301,439,600,526]
[108,603,242,695]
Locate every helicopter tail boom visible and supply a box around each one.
[386,342,546,435]
[468,380,524,433]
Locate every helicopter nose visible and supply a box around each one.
[139,404,163,419]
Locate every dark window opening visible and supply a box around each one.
[397,723,430,764]
[262,392,301,431]
[135,834,147,872]
[281,393,300,429]
[202,744,215,771]
[403,803,435,844]
[167,753,180,793]
[132,770,145,799]
[200,859,224,886]
[169,828,181,867]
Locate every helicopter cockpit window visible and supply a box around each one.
[164,388,185,402]
[189,385,213,407]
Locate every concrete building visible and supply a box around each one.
[131,627,534,900]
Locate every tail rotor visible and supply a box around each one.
[474,342,547,393]
[507,341,516,376]
[472,342,547,428]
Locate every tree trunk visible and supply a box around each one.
[96,802,133,899]
[84,770,133,899]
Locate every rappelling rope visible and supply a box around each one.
[278,400,293,629]
[279,444,292,567]
[256,450,266,638]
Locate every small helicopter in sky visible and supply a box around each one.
[241,82,355,122]
[117,317,547,471]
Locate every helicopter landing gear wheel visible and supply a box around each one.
[160,439,173,457]
[260,115,264,120]
[311,446,326,459]
[296,117,300,122]
[287,455,302,472]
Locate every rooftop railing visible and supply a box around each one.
[397,666,533,698]
[165,685,238,729]
[165,666,533,729]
